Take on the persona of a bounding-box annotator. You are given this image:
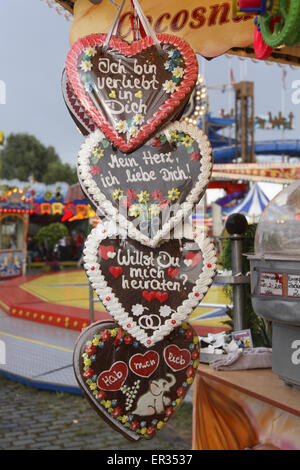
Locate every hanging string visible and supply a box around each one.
[130,0,146,40]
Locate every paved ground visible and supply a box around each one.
[0,374,192,450]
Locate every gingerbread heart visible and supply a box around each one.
[78,121,212,248]
[83,223,216,347]
[61,69,96,136]
[73,320,200,441]
[66,33,198,152]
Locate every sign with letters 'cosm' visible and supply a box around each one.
[70,0,254,57]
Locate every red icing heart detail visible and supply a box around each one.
[97,361,128,391]
[142,291,156,302]
[168,268,179,279]
[66,33,198,152]
[129,351,159,378]
[109,266,123,279]
[98,245,115,260]
[185,251,202,267]
[155,292,169,303]
[164,345,191,372]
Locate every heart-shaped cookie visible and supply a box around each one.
[78,121,212,248]
[73,320,200,441]
[61,69,96,136]
[83,223,216,347]
[66,33,198,152]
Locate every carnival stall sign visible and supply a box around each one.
[51,0,300,66]
[0,188,33,279]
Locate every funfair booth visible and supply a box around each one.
[0,188,33,279]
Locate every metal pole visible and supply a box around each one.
[225,213,249,331]
[231,233,246,330]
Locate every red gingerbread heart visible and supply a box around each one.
[98,245,115,260]
[73,320,199,442]
[97,361,128,391]
[66,33,198,152]
[184,251,202,267]
[129,351,159,378]
[142,291,156,302]
[109,266,123,279]
[155,292,169,303]
[164,345,191,372]
[168,268,179,279]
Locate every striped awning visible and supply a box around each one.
[227,183,270,222]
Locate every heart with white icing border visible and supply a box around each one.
[66,33,198,153]
[78,121,212,248]
[73,319,199,441]
[83,223,216,347]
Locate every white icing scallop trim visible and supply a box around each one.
[77,121,213,248]
[42,0,72,20]
[83,221,217,348]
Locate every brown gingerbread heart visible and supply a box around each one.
[73,320,199,441]
[66,33,198,152]
[83,223,217,347]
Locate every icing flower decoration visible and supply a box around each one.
[92,146,104,159]
[148,204,160,216]
[133,114,144,126]
[137,191,150,204]
[80,60,93,72]
[168,188,180,201]
[163,80,177,94]
[172,66,184,79]
[159,199,170,210]
[169,131,178,142]
[132,304,144,316]
[181,135,194,147]
[190,152,200,162]
[164,60,176,72]
[127,189,137,200]
[159,305,172,318]
[129,204,142,218]
[113,188,124,201]
[84,358,92,368]
[91,165,101,176]
[152,190,163,201]
[84,46,97,57]
[84,82,95,93]
[128,126,139,137]
[167,48,181,59]
[116,120,128,134]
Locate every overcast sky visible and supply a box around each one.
[1,0,300,189]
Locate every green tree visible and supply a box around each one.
[42,161,78,185]
[36,223,68,248]
[0,133,77,184]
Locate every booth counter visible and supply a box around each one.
[193,363,300,450]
